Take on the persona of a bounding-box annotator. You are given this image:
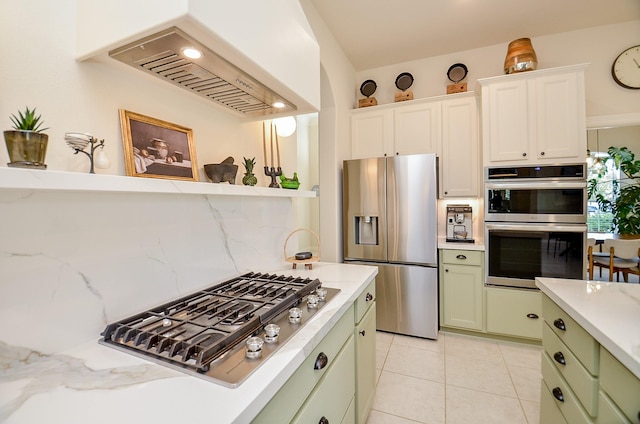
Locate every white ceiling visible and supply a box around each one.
[308,0,640,71]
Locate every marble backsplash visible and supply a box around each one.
[0,188,296,354]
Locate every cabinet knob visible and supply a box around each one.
[526,313,539,319]
[314,352,328,370]
[552,387,564,402]
[553,351,566,365]
[456,254,467,260]
[365,293,374,302]
[445,269,449,273]
[540,151,545,156]
[319,417,329,424]
[522,152,527,157]
[359,330,366,336]
[553,318,566,331]
[395,152,399,155]
[444,191,448,195]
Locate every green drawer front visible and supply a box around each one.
[541,381,569,424]
[253,305,355,423]
[542,295,599,375]
[441,249,483,266]
[599,347,640,424]
[293,336,356,424]
[542,352,595,423]
[355,280,376,324]
[597,391,633,424]
[486,287,541,339]
[542,323,598,416]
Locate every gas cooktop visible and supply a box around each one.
[99,272,339,387]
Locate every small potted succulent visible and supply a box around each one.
[4,106,49,169]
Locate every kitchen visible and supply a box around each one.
[1,1,640,423]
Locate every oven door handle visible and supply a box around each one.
[485,223,587,233]
[485,181,586,190]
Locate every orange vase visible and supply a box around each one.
[504,38,538,74]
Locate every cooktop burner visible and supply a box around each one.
[99,272,339,387]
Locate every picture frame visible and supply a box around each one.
[119,109,198,181]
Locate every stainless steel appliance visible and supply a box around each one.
[99,272,339,388]
[343,154,438,339]
[484,163,587,289]
[446,204,474,242]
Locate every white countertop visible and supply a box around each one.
[438,236,485,251]
[0,262,377,424]
[536,277,640,379]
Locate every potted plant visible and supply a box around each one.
[4,106,49,169]
[588,146,640,235]
[242,156,258,186]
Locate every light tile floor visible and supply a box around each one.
[366,331,542,424]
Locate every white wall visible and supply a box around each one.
[354,21,640,118]
[0,0,300,183]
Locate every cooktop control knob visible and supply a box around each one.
[307,294,319,309]
[264,323,280,343]
[245,336,264,359]
[289,307,302,324]
[315,288,327,301]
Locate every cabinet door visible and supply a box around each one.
[355,304,376,424]
[441,263,484,330]
[351,109,393,159]
[393,101,440,155]
[293,336,356,424]
[440,95,479,197]
[534,71,585,161]
[483,79,530,163]
[486,287,542,339]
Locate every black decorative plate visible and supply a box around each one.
[395,72,414,90]
[447,63,468,83]
[360,80,377,97]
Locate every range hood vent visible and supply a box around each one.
[109,27,296,118]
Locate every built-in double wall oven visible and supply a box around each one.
[485,163,587,289]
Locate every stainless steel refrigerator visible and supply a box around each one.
[343,154,438,339]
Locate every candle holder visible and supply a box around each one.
[65,133,109,174]
[264,166,282,188]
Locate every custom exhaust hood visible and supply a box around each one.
[76,1,320,119]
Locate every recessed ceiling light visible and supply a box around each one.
[182,47,202,59]
[272,101,285,109]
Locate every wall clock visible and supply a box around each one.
[611,45,640,89]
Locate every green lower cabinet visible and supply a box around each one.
[486,287,541,339]
[293,336,356,424]
[355,303,377,424]
[439,249,484,331]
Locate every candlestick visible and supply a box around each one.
[262,121,267,167]
[275,125,281,168]
[270,121,275,167]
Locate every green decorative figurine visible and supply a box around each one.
[242,156,258,186]
[280,172,300,189]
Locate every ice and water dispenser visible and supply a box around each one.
[355,215,378,245]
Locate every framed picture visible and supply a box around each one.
[119,109,198,181]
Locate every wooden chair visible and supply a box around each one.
[587,238,609,280]
[591,239,640,282]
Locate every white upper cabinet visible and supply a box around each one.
[393,101,441,155]
[479,64,588,166]
[440,95,479,198]
[351,98,441,158]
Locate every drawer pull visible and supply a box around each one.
[526,313,539,319]
[553,351,566,365]
[552,387,564,402]
[456,254,467,260]
[359,330,366,336]
[365,293,373,302]
[314,352,328,370]
[319,417,329,424]
[553,318,566,331]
